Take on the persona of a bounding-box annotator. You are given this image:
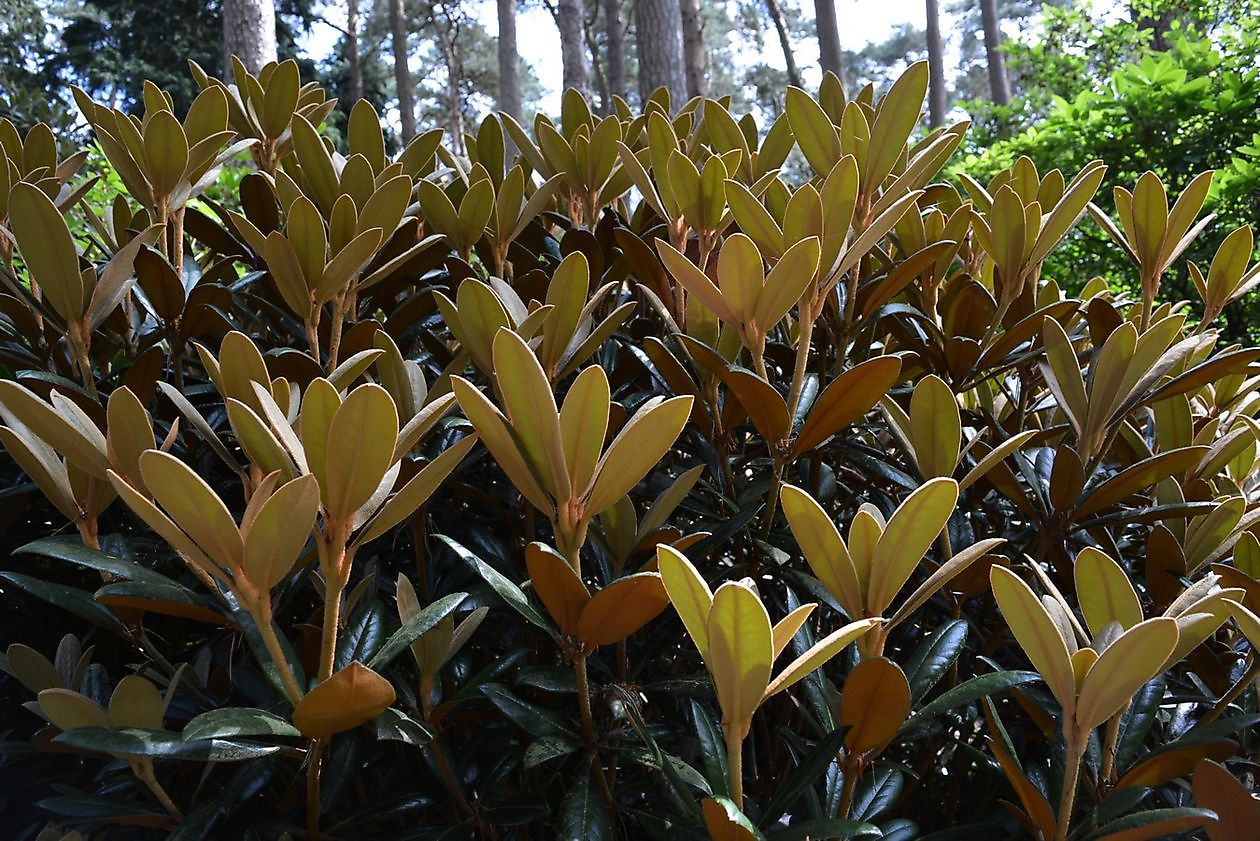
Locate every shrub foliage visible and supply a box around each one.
[1,59,1258,840]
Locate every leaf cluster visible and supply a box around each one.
[0,59,1257,841]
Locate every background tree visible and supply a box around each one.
[680,0,706,98]
[763,0,801,87]
[602,0,626,101]
[553,0,591,96]
[223,0,278,73]
[977,0,1011,104]
[966,7,1260,339]
[634,0,686,103]
[926,0,947,125]
[814,0,843,80]
[389,0,416,141]
[497,0,522,118]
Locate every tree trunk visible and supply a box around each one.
[604,0,626,102]
[583,3,612,111]
[223,0,277,74]
[679,0,706,99]
[633,0,686,106]
[978,0,1011,105]
[926,0,947,126]
[556,0,591,98]
[497,0,522,118]
[389,0,416,142]
[814,0,843,81]
[347,0,363,103]
[764,0,801,89]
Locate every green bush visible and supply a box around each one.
[0,58,1257,840]
[963,27,1260,342]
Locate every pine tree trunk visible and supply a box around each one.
[633,0,686,106]
[347,0,364,103]
[498,0,522,118]
[223,0,277,74]
[764,0,801,88]
[979,0,1011,105]
[679,0,706,99]
[814,0,843,81]
[604,0,626,101]
[926,0,947,126]
[556,0,591,97]
[390,0,416,142]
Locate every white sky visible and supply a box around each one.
[511,0,927,111]
[307,0,930,114]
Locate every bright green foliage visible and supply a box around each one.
[0,57,1257,841]
[966,13,1260,339]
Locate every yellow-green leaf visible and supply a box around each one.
[707,581,773,731]
[1074,547,1142,635]
[1075,618,1178,733]
[990,566,1077,714]
[657,544,713,656]
[323,384,399,522]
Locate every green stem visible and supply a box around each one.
[256,597,304,706]
[759,458,785,540]
[786,307,816,421]
[574,654,615,808]
[1055,730,1083,841]
[317,533,351,683]
[725,725,745,809]
[837,758,860,818]
[307,738,324,841]
[1099,706,1126,786]
[133,759,182,820]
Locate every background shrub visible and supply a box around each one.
[0,59,1257,840]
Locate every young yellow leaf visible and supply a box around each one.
[909,375,961,478]
[1075,618,1178,733]
[451,376,554,515]
[139,450,243,568]
[716,233,764,323]
[8,183,85,322]
[657,544,714,656]
[990,566,1077,715]
[771,604,816,660]
[867,478,958,614]
[323,384,399,522]
[559,366,610,497]
[492,329,570,500]
[243,474,320,590]
[585,395,693,515]
[780,484,863,616]
[763,617,880,701]
[38,688,110,731]
[707,582,773,733]
[108,675,165,729]
[1074,547,1142,635]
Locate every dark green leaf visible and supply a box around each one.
[558,773,612,841]
[903,671,1041,730]
[183,708,300,741]
[0,571,127,633]
[54,726,279,761]
[367,592,468,670]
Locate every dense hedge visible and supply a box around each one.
[0,58,1258,840]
